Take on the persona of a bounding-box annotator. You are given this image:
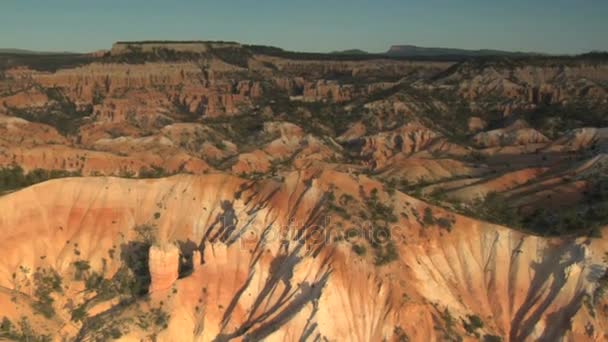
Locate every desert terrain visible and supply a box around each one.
[0,42,607,341]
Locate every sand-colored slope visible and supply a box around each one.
[0,174,606,341]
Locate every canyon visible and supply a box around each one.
[0,42,607,341]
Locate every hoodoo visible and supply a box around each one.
[148,244,180,293]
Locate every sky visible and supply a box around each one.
[1,0,607,54]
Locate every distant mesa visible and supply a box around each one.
[1,40,602,65]
[330,49,369,55]
[385,44,537,57]
[110,40,242,55]
[0,48,76,55]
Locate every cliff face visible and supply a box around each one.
[437,62,608,108]
[7,62,262,118]
[472,120,550,148]
[0,174,606,341]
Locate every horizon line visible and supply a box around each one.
[1,39,607,56]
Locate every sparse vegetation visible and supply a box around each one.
[370,225,399,266]
[209,46,252,68]
[1,38,608,342]
[31,268,63,318]
[7,87,93,135]
[365,189,398,223]
[482,335,503,342]
[437,308,462,342]
[75,308,133,341]
[70,305,88,322]
[522,102,608,139]
[385,178,397,196]
[134,224,158,245]
[454,178,608,237]
[592,253,608,305]
[138,165,169,178]
[394,326,410,341]
[436,217,454,232]
[463,314,484,336]
[326,190,351,219]
[372,239,398,266]
[0,316,51,342]
[135,305,171,334]
[352,244,366,256]
[72,260,91,281]
[0,52,95,72]
[0,166,81,193]
[423,207,435,226]
[462,192,521,229]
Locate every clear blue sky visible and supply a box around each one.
[1,0,607,54]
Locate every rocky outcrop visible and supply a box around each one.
[548,127,608,152]
[2,42,608,342]
[0,144,210,176]
[302,80,354,102]
[378,157,482,183]
[473,119,550,148]
[345,122,467,169]
[5,62,262,120]
[0,115,68,148]
[0,175,605,341]
[438,62,608,107]
[148,244,180,293]
[467,116,487,133]
[445,167,549,202]
[0,87,49,109]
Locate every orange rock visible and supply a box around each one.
[149,244,180,293]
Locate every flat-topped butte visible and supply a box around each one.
[111,40,242,55]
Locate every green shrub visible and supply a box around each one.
[151,307,170,328]
[463,192,522,229]
[436,307,462,342]
[209,46,252,68]
[483,335,503,342]
[0,317,12,333]
[436,217,454,232]
[0,166,81,193]
[0,317,51,342]
[326,191,351,219]
[463,314,484,335]
[370,226,399,265]
[72,260,91,281]
[134,224,158,245]
[31,268,63,318]
[71,305,88,322]
[394,326,410,342]
[7,87,93,135]
[423,207,435,226]
[138,166,168,178]
[352,244,366,256]
[136,306,171,331]
[593,255,608,305]
[385,179,397,195]
[373,241,398,266]
[366,189,398,223]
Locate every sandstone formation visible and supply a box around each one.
[1,42,607,341]
[148,244,180,293]
[0,174,605,341]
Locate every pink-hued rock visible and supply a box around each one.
[148,244,180,293]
